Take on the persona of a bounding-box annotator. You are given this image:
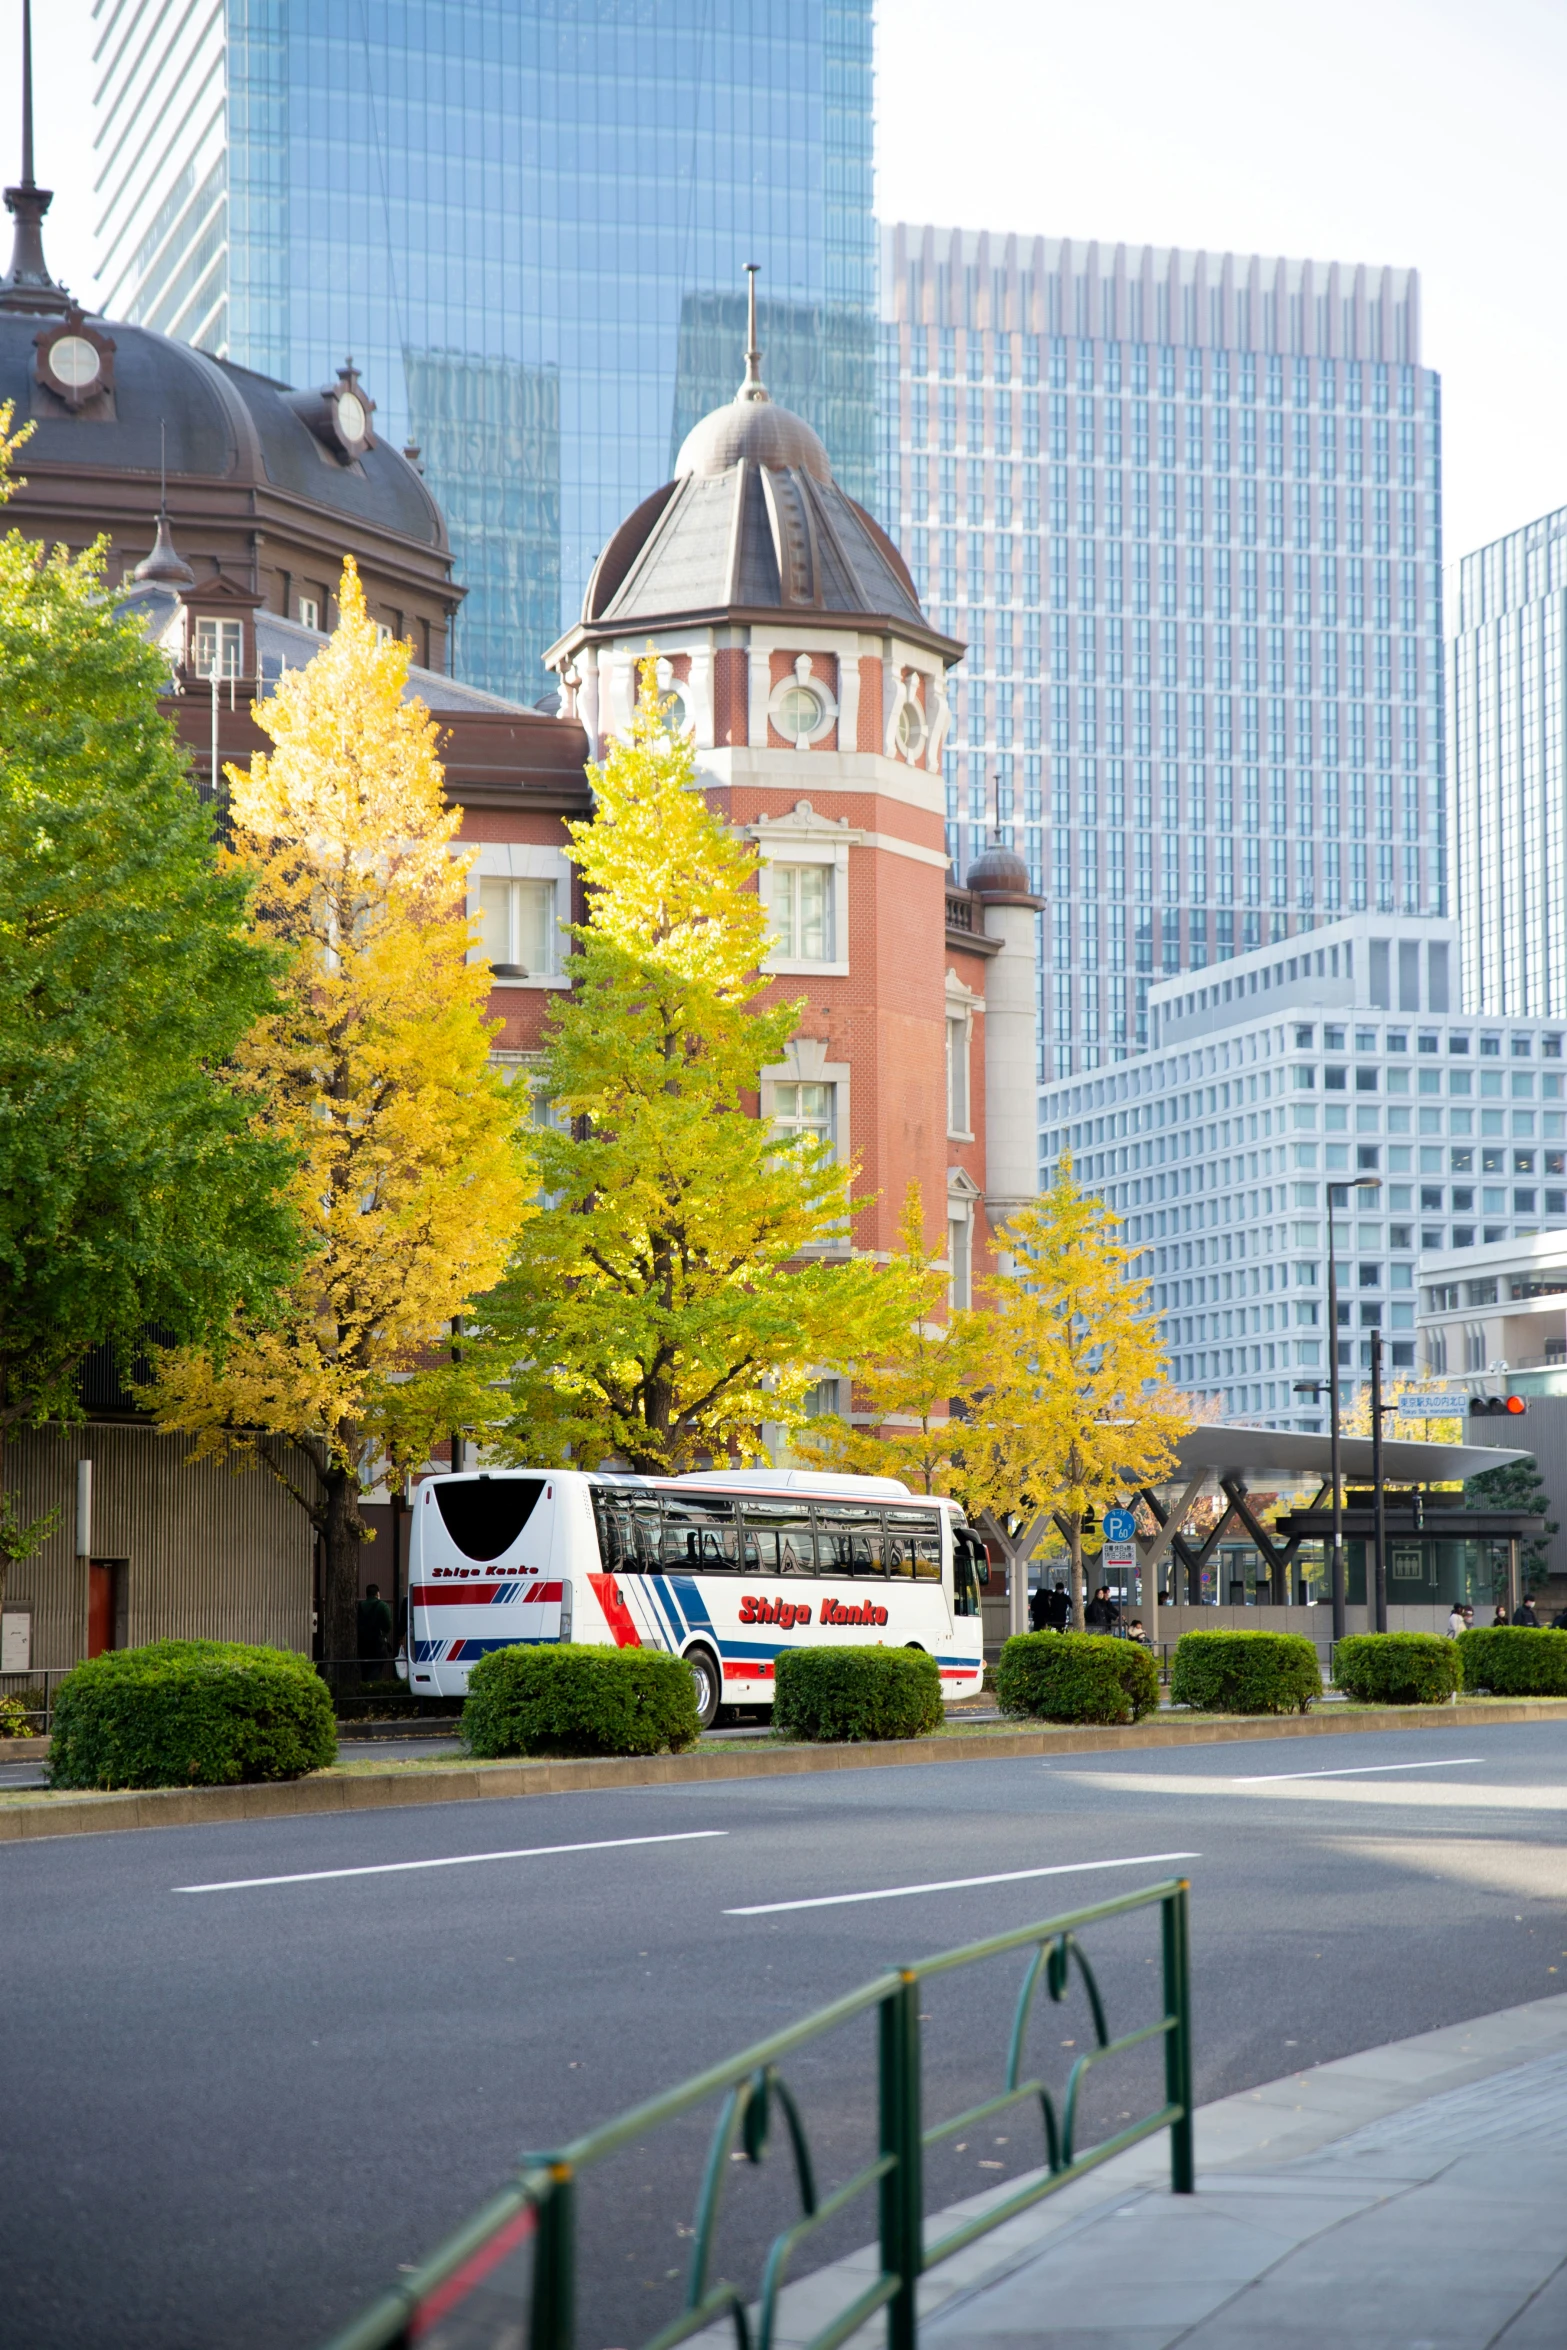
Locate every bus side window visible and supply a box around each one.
[886,1508,942,1580]
[660,1494,739,1571]
[741,1506,816,1576]
[815,1507,885,1577]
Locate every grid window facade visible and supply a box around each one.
[1036,913,1566,1429]
[1453,511,1567,1018]
[94,0,876,700]
[880,227,1445,1090]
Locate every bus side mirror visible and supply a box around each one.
[977,1558,990,1586]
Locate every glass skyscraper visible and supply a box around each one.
[877,226,1447,1083]
[1451,506,1567,1018]
[92,1,875,698]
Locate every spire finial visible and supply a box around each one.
[739,262,767,403]
[0,0,71,314]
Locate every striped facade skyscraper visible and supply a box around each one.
[1451,507,1567,1017]
[877,226,1447,1083]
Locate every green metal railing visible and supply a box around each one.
[323,1877,1193,2350]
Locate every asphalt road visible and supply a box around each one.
[7,1718,1567,2349]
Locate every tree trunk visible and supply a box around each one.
[322,1461,369,1672]
[1070,1517,1086,1632]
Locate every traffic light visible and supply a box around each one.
[1469,1395,1528,1417]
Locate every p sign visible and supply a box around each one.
[1102,1508,1136,1543]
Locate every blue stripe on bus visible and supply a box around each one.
[648,1576,686,1644]
[669,1576,713,1628]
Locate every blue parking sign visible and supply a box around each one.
[1101,1508,1136,1542]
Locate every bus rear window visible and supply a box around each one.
[432,1478,545,1562]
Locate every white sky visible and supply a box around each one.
[7,0,1566,575]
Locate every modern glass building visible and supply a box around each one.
[92,1,875,698]
[1451,505,1567,1018]
[1037,913,1567,1428]
[877,226,1447,1083]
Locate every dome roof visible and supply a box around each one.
[560,276,958,663]
[965,838,1037,902]
[674,383,831,484]
[0,309,447,552]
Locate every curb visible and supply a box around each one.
[2,1697,1562,1845]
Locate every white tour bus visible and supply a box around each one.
[405,1466,989,1726]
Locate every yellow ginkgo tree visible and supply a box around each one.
[793,1182,987,1495]
[962,1162,1193,1631]
[491,658,915,1473]
[146,561,530,1660]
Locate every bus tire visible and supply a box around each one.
[686,1644,723,1731]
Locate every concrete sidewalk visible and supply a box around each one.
[699,1992,1567,2350]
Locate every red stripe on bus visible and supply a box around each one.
[410,1583,563,1606]
[587,1573,641,1649]
[723,1659,775,1680]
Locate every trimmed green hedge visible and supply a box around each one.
[1456,1626,1567,1696]
[1170,1629,1321,1715]
[773,1647,943,1742]
[1332,1633,1462,1706]
[996,1632,1159,1726]
[463,1643,700,1758]
[49,1641,337,1789]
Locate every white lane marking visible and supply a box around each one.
[174,1829,728,1894]
[725,1851,1199,1918]
[1232,1758,1485,1785]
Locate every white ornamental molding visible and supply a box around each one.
[767,653,840,749]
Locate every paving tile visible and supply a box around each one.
[1490,2259,1567,2347]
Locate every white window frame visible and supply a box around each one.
[468,844,572,989]
[194,616,243,677]
[946,1166,983,1311]
[766,653,840,749]
[298,595,320,630]
[748,801,858,978]
[761,1039,853,1253]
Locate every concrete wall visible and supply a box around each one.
[0,1421,313,1676]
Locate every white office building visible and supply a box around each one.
[1037,913,1567,1427]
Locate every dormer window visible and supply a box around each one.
[194,618,243,678]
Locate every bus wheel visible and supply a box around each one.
[687,1645,723,1731]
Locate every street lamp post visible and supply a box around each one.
[1294,1173,1380,1642]
[1369,1327,1387,1632]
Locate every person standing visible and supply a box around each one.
[1085,1584,1120,1633]
[1516,1595,1540,1627]
[1028,1582,1051,1633]
[1492,1599,1511,1628]
[1446,1602,1466,1637]
[357,1580,394,1673]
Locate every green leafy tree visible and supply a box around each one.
[0,407,295,1623]
[1464,1454,1559,1593]
[491,661,915,1474]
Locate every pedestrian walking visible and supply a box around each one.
[1046,1582,1070,1632]
[1516,1595,1540,1627]
[357,1580,394,1673]
[1446,1603,1466,1637]
[1085,1584,1120,1632]
[1028,1582,1050,1633]
[1492,1600,1511,1627]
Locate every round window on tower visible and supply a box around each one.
[776,683,824,742]
[767,656,839,748]
[48,336,102,392]
[895,693,928,760]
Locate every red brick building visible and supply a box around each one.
[546,302,1041,1349]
